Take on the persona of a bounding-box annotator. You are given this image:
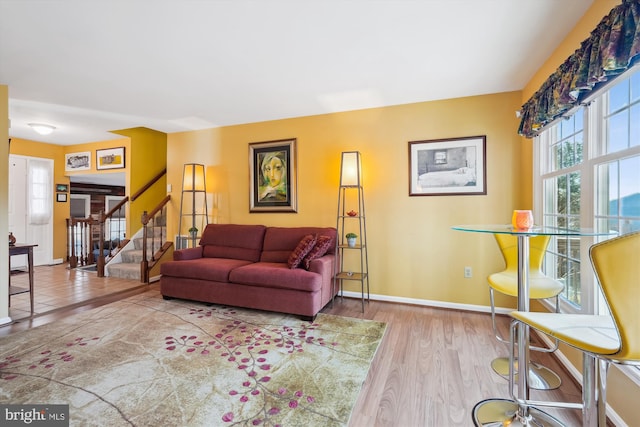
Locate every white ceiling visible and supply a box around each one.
[1,1,594,146]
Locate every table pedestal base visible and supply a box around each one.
[472,398,564,426]
[491,357,561,390]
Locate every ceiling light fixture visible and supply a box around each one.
[28,123,56,135]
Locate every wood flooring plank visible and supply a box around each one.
[322,297,586,427]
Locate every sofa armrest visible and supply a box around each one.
[309,254,337,306]
[308,254,335,277]
[173,246,204,261]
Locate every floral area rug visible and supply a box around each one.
[0,290,386,426]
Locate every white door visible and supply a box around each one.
[8,155,54,267]
[8,156,27,269]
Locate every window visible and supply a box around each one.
[536,68,640,315]
[28,158,53,225]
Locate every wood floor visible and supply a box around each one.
[323,298,589,427]
[2,266,593,426]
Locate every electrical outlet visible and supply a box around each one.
[464,266,472,278]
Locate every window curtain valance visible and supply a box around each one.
[519,0,640,138]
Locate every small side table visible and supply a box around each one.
[9,243,38,316]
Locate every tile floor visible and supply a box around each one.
[8,263,146,320]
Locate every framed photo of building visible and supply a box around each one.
[409,135,486,196]
[96,147,125,170]
[249,138,297,213]
[65,152,91,172]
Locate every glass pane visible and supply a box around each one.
[551,143,561,171]
[542,179,556,215]
[569,172,580,215]
[565,258,581,306]
[557,216,567,228]
[607,111,629,153]
[574,108,584,132]
[598,162,618,216]
[609,78,629,112]
[596,217,618,233]
[622,219,640,234]
[543,179,556,214]
[557,175,567,215]
[619,156,640,217]
[568,217,581,230]
[560,116,572,139]
[631,72,640,103]
[575,133,584,163]
[631,104,640,147]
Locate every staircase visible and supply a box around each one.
[106,227,166,280]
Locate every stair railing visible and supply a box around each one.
[94,197,130,276]
[66,217,99,268]
[140,195,172,283]
[65,168,168,279]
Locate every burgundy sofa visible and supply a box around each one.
[160,224,338,319]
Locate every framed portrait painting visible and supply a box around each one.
[408,135,486,196]
[249,138,297,213]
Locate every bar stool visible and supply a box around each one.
[488,234,564,389]
[509,230,640,426]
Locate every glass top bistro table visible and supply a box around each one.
[452,224,616,427]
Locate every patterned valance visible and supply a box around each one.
[519,0,640,138]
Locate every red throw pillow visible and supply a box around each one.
[302,235,334,270]
[287,234,317,269]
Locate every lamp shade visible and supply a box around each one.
[182,163,206,191]
[340,151,362,187]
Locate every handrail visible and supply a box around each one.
[104,196,129,218]
[140,195,172,283]
[66,168,170,280]
[131,168,166,201]
[141,195,171,224]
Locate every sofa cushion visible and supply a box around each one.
[261,227,337,263]
[199,224,267,262]
[161,257,254,282]
[302,234,334,270]
[229,262,323,292]
[287,234,316,269]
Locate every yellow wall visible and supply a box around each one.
[5,129,167,262]
[0,85,9,322]
[9,139,68,260]
[520,1,637,425]
[8,137,130,260]
[112,127,167,237]
[168,91,524,306]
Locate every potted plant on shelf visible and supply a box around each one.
[189,227,198,238]
[346,232,358,247]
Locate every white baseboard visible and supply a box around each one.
[340,290,512,315]
[0,316,13,326]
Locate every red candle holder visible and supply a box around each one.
[512,210,534,230]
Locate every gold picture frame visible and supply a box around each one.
[249,138,297,213]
